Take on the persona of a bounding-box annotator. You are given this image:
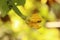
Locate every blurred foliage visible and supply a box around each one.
[0,0,25,17]
[51,3,60,19]
[12,0,25,6]
[0,0,60,40]
[0,0,10,17]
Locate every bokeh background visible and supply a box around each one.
[0,0,60,40]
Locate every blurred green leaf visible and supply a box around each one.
[13,0,25,6]
[8,0,26,20]
[0,0,10,17]
[0,0,25,17]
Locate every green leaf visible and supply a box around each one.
[0,0,25,17]
[7,0,26,20]
[0,0,10,17]
[12,0,25,6]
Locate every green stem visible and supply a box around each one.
[8,0,26,20]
